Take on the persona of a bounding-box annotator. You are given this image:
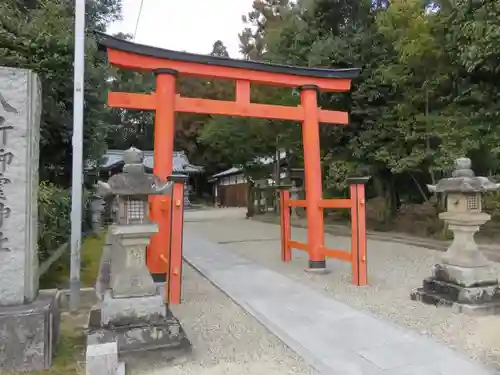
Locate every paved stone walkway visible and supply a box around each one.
[183,229,498,375]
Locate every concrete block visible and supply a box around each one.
[0,291,59,372]
[86,341,118,375]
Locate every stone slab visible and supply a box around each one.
[183,230,498,375]
[87,313,191,356]
[433,263,498,287]
[0,66,41,306]
[422,278,500,304]
[0,291,59,372]
[411,288,500,316]
[86,341,118,375]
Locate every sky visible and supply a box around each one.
[107,0,255,58]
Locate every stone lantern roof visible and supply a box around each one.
[427,157,500,194]
[97,147,172,197]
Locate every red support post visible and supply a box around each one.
[349,184,360,285]
[300,85,325,271]
[148,69,177,282]
[347,177,370,286]
[356,183,368,285]
[167,175,187,305]
[279,188,292,262]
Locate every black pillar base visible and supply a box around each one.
[151,273,167,283]
[308,260,326,269]
[305,260,329,274]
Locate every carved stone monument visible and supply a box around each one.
[0,67,59,371]
[87,147,190,360]
[411,157,500,315]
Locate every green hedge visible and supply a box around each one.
[38,182,92,262]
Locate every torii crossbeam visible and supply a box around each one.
[97,32,361,302]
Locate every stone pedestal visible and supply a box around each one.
[110,224,158,298]
[88,226,190,357]
[0,291,59,372]
[411,212,500,315]
[88,291,189,355]
[0,67,59,371]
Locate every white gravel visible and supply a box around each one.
[185,208,500,370]
[129,263,320,375]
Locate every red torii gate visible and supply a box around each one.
[97,33,364,303]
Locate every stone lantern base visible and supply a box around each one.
[411,264,500,315]
[412,210,500,315]
[87,289,191,356]
[87,232,191,358]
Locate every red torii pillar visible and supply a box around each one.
[149,69,177,282]
[97,32,361,282]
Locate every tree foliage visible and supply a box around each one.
[0,0,122,185]
[5,0,500,233]
[197,0,500,224]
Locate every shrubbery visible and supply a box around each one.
[37,182,92,262]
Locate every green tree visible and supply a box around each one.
[0,0,122,185]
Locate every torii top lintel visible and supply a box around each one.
[96,32,361,93]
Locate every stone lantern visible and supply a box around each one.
[411,157,500,314]
[97,147,172,298]
[88,147,190,356]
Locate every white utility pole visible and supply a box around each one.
[70,0,86,313]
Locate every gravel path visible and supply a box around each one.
[129,264,319,375]
[185,208,500,370]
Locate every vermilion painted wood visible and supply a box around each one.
[168,182,185,304]
[318,199,352,209]
[288,240,308,251]
[280,190,292,262]
[286,199,307,208]
[147,73,176,275]
[323,248,351,262]
[349,184,360,285]
[236,80,250,103]
[107,92,350,125]
[283,185,368,285]
[106,49,353,92]
[287,241,351,262]
[301,88,325,264]
[356,184,368,286]
[280,190,286,262]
